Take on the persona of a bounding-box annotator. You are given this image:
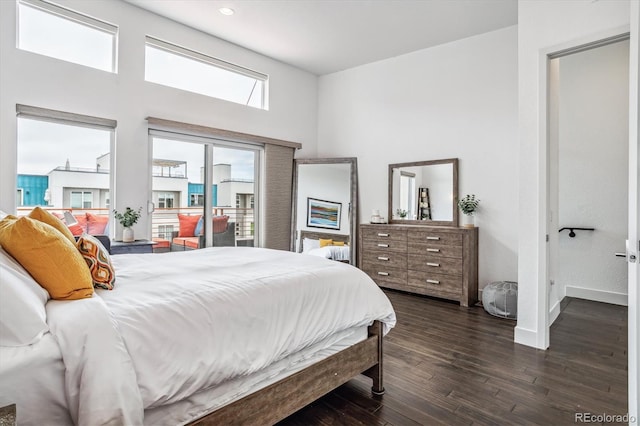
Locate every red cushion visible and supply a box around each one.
[86,213,108,235]
[172,236,200,249]
[178,214,201,237]
[68,214,88,236]
[213,215,229,234]
[152,238,170,249]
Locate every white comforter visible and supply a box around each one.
[307,245,351,261]
[47,247,396,425]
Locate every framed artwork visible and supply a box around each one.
[307,198,342,230]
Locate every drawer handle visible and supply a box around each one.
[377,243,389,248]
[377,256,389,261]
[427,262,440,267]
[426,236,440,240]
[377,233,389,237]
[426,248,440,253]
[377,272,390,276]
[426,279,440,284]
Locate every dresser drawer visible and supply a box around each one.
[407,242,462,259]
[408,270,462,300]
[362,250,407,269]
[408,254,462,275]
[361,262,407,286]
[362,238,407,253]
[362,227,407,242]
[408,230,462,247]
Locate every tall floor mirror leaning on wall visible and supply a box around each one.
[291,158,358,265]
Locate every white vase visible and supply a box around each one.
[122,227,134,242]
[462,214,475,228]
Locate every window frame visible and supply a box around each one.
[70,190,93,209]
[149,129,262,248]
[145,36,268,110]
[17,0,119,73]
[16,105,116,235]
[157,192,176,209]
[190,193,204,207]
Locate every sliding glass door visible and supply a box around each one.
[151,132,260,251]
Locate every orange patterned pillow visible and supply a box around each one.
[76,234,116,290]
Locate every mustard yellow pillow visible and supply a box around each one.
[0,217,93,300]
[333,241,345,246]
[28,207,76,244]
[0,215,17,232]
[319,238,333,248]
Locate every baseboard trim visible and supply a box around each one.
[549,300,561,325]
[565,286,628,306]
[514,326,547,349]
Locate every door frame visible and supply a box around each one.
[539,25,637,420]
[628,1,639,421]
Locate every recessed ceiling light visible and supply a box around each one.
[219,7,235,16]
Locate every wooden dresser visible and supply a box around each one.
[359,224,478,307]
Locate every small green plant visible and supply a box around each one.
[458,194,479,215]
[396,208,408,218]
[113,207,142,228]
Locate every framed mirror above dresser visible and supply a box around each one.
[388,158,458,227]
[360,158,478,307]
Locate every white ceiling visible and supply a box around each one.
[125,0,518,76]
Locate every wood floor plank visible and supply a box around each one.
[278,291,628,426]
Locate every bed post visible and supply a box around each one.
[365,320,385,395]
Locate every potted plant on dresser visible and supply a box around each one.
[458,194,479,228]
[113,207,142,242]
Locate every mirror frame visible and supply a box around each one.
[291,157,358,265]
[388,158,459,227]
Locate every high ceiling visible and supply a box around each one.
[125,0,518,76]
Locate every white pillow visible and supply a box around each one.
[0,247,49,346]
[302,237,320,253]
[0,210,8,220]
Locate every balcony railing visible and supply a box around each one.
[151,207,254,245]
[16,206,255,247]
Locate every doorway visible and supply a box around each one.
[546,34,633,417]
[548,39,630,316]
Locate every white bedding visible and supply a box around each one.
[0,333,71,424]
[146,326,367,425]
[307,245,351,261]
[39,247,395,425]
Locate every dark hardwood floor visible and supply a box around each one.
[278,290,628,426]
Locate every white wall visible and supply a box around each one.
[516,0,630,349]
[557,40,629,305]
[0,0,318,238]
[317,25,519,293]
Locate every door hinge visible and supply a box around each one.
[546,234,549,242]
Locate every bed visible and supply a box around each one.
[299,230,351,262]
[0,245,395,425]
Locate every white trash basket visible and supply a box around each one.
[482,281,518,320]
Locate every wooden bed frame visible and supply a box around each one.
[298,230,351,253]
[189,321,384,425]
